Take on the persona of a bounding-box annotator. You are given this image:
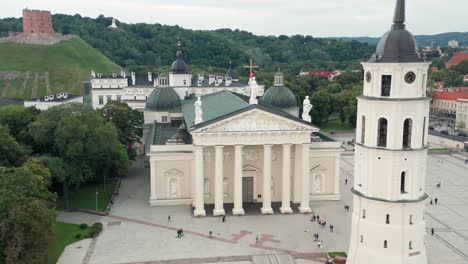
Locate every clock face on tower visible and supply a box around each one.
[365,71,371,83]
[404,71,416,84]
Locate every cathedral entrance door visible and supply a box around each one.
[242,177,254,202]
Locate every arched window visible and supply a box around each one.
[403,119,412,148]
[168,178,178,198]
[400,171,406,193]
[384,240,388,248]
[386,214,390,224]
[377,118,388,147]
[361,116,366,144]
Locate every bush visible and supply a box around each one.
[75,233,81,239]
[79,223,88,229]
[89,222,103,238]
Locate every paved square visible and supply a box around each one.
[75,153,468,264]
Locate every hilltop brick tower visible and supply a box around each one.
[346,0,430,263]
[22,9,54,35]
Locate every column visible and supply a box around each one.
[299,143,312,213]
[280,144,293,213]
[194,145,206,216]
[334,155,341,195]
[213,145,225,216]
[232,145,245,215]
[150,158,157,201]
[261,145,273,214]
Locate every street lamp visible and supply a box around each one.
[95,191,99,211]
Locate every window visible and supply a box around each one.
[422,117,426,146]
[362,209,366,219]
[161,116,168,123]
[386,214,390,224]
[98,96,104,105]
[360,235,363,243]
[361,116,366,144]
[116,95,121,101]
[403,119,412,148]
[384,240,388,248]
[381,75,392,96]
[409,241,413,249]
[183,80,187,85]
[409,214,413,225]
[400,171,407,193]
[106,95,112,102]
[377,118,388,147]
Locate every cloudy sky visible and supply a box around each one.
[1,0,466,37]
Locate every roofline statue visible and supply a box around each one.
[302,95,313,122]
[194,96,203,125]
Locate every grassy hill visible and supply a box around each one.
[0,37,120,99]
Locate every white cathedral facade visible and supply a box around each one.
[347,0,430,263]
[134,46,342,216]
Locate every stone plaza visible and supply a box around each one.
[58,152,468,264]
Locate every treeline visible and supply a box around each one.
[0,102,142,263]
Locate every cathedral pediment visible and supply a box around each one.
[193,108,318,133]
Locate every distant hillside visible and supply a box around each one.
[0,37,120,99]
[329,32,468,47]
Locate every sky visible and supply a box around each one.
[1,0,467,37]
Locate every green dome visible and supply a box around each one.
[146,87,181,111]
[261,86,297,108]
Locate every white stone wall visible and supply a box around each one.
[24,96,83,110]
[91,89,124,109]
[169,73,192,87]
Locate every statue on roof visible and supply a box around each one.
[249,76,259,105]
[302,96,313,122]
[194,97,203,125]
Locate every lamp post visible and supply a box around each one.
[95,191,99,211]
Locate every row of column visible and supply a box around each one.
[193,144,311,216]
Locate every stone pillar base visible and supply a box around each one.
[232,208,245,215]
[280,207,293,214]
[299,206,312,213]
[194,209,206,216]
[213,209,225,216]
[261,207,274,214]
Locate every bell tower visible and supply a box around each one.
[347,0,430,263]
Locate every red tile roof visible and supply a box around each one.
[307,71,334,77]
[445,52,468,68]
[432,91,468,101]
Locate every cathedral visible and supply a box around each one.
[137,45,342,216]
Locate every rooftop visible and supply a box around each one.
[25,93,81,102]
[432,91,468,101]
[446,52,468,68]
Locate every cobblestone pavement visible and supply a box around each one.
[61,154,468,264]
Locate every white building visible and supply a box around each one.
[90,44,262,111]
[456,98,468,131]
[24,92,83,110]
[448,39,459,48]
[144,70,342,216]
[347,0,430,263]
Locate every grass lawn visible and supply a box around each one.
[57,178,118,212]
[47,221,91,264]
[328,252,347,258]
[320,117,354,133]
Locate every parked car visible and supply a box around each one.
[440,130,449,135]
[457,132,467,137]
[429,126,434,130]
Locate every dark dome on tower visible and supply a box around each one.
[369,0,422,63]
[261,70,297,108]
[171,42,189,74]
[145,87,181,111]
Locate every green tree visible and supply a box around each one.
[0,125,28,167]
[452,60,468,75]
[0,106,40,143]
[99,101,143,160]
[0,166,56,264]
[310,90,333,125]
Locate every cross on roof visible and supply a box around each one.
[242,58,259,76]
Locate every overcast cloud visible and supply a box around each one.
[1,0,467,37]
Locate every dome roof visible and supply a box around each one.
[145,87,181,111]
[262,86,297,108]
[369,0,422,63]
[171,44,189,74]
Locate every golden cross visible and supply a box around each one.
[242,58,259,76]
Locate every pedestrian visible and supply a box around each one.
[256,235,259,244]
[180,228,184,237]
[176,229,181,238]
[345,179,348,185]
[435,198,438,205]
[430,199,433,205]
[168,215,171,223]
[465,159,467,164]
[330,224,334,232]
[222,215,226,222]
[209,230,212,238]
[317,215,320,221]
[431,227,434,236]
[313,215,316,221]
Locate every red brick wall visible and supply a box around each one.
[22,9,54,35]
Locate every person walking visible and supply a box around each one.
[209,230,213,238]
[330,224,334,232]
[256,235,259,244]
[345,179,348,185]
[222,215,226,222]
[168,215,171,223]
[435,198,438,205]
[431,227,434,236]
[317,215,320,221]
[430,199,433,205]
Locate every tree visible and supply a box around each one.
[0,106,40,143]
[310,90,333,125]
[99,101,143,160]
[452,59,468,75]
[0,125,28,167]
[0,166,56,264]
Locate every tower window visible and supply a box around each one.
[400,171,407,193]
[377,118,388,147]
[384,240,388,248]
[409,241,413,249]
[386,214,390,224]
[403,118,412,148]
[409,214,413,225]
[361,116,366,144]
[362,209,366,219]
[381,75,392,96]
[360,235,363,243]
